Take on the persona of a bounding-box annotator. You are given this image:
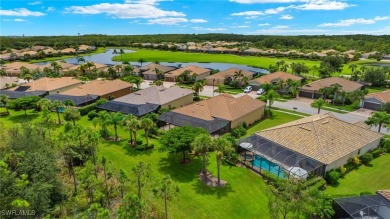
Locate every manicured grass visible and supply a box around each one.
[0,109,270,218]
[245,110,303,137]
[273,107,310,117]
[114,49,381,75]
[366,86,389,94]
[324,153,390,196]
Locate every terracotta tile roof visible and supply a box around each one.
[250,71,302,85]
[60,48,75,53]
[366,90,390,103]
[206,68,253,80]
[300,77,363,93]
[1,62,42,74]
[61,79,132,97]
[41,61,75,70]
[10,77,81,92]
[172,94,266,121]
[377,190,390,202]
[255,113,383,164]
[353,121,371,129]
[139,63,175,75]
[165,65,211,77]
[115,86,193,105]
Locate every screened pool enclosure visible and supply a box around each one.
[238,135,325,178]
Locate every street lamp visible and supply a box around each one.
[212,78,216,97]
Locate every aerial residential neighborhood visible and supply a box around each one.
[1,0,390,218]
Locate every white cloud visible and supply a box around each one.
[231,6,289,18]
[46,7,55,12]
[280,14,293,19]
[193,27,227,32]
[0,8,45,16]
[232,25,250,28]
[273,25,289,29]
[190,19,208,23]
[14,19,27,22]
[294,0,355,10]
[147,17,188,25]
[264,6,289,14]
[230,0,302,3]
[258,23,270,26]
[28,1,42,5]
[318,16,390,27]
[231,11,264,16]
[252,28,329,35]
[124,0,171,5]
[65,3,185,19]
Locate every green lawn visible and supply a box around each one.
[245,110,303,137]
[366,86,390,94]
[0,109,270,218]
[324,153,390,197]
[114,49,380,75]
[273,107,310,117]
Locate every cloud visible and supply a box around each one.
[231,6,289,18]
[273,25,289,29]
[280,14,293,20]
[65,3,185,19]
[147,17,188,25]
[190,19,207,23]
[231,11,264,16]
[230,0,302,3]
[0,8,45,16]
[264,6,289,14]
[294,0,355,10]
[258,23,270,26]
[14,19,27,22]
[46,7,55,12]
[252,28,329,35]
[28,1,42,5]
[232,25,250,28]
[318,16,390,27]
[124,0,171,5]
[193,27,227,32]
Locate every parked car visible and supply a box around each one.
[257,88,265,95]
[243,86,253,93]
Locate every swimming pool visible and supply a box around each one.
[252,155,285,178]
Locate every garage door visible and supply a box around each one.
[299,91,313,98]
[363,101,382,111]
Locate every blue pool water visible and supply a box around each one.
[252,155,285,178]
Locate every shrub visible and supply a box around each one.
[326,170,341,185]
[349,157,361,168]
[382,139,390,153]
[231,125,247,138]
[242,122,248,129]
[135,144,154,151]
[87,110,98,120]
[371,148,385,158]
[360,153,373,165]
[338,165,347,175]
[352,102,360,110]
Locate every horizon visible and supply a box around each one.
[1,0,390,36]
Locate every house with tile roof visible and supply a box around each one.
[363,90,390,111]
[61,79,132,99]
[164,65,211,82]
[97,86,194,116]
[10,77,82,94]
[1,62,42,76]
[205,68,254,86]
[159,94,266,134]
[138,63,176,80]
[249,71,303,90]
[239,113,383,178]
[299,77,364,99]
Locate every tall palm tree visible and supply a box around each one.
[124,65,134,75]
[329,84,343,104]
[85,62,95,73]
[106,112,125,141]
[140,118,155,146]
[192,81,205,97]
[52,100,64,124]
[213,137,232,186]
[265,89,279,112]
[241,76,249,86]
[115,65,123,77]
[0,94,10,114]
[51,62,62,75]
[287,79,301,97]
[134,77,144,90]
[154,68,165,80]
[107,67,116,79]
[313,98,325,114]
[138,58,146,66]
[233,70,244,82]
[261,83,274,93]
[124,116,139,145]
[365,111,390,133]
[192,134,213,180]
[78,57,86,63]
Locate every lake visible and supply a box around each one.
[35,49,269,73]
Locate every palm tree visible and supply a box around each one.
[23,74,33,82]
[233,70,244,82]
[216,84,226,94]
[241,76,249,86]
[134,77,144,90]
[351,89,368,108]
[78,57,86,63]
[213,137,232,186]
[192,134,213,180]
[106,112,125,141]
[124,116,139,145]
[329,84,343,104]
[349,64,358,74]
[154,80,164,86]
[115,64,123,77]
[365,111,390,133]
[138,58,146,66]
[85,62,96,73]
[51,62,62,75]
[37,50,46,59]
[140,118,155,146]
[192,81,205,97]
[107,67,116,79]
[63,100,75,108]
[287,79,301,98]
[154,68,165,80]
[52,100,64,124]
[0,94,10,114]
[261,83,274,93]
[124,65,134,75]
[264,89,279,112]
[313,98,325,114]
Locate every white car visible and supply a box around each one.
[243,86,253,93]
[257,88,265,95]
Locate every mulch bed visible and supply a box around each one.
[199,171,227,187]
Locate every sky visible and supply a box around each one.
[0,0,389,36]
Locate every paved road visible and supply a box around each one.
[141,80,390,135]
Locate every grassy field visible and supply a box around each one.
[114,49,379,75]
[324,153,390,196]
[29,47,106,63]
[366,86,390,94]
[0,109,271,218]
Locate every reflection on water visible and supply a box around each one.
[35,49,269,73]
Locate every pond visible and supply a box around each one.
[35,49,269,74]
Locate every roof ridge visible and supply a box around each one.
[310,119,329,163]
